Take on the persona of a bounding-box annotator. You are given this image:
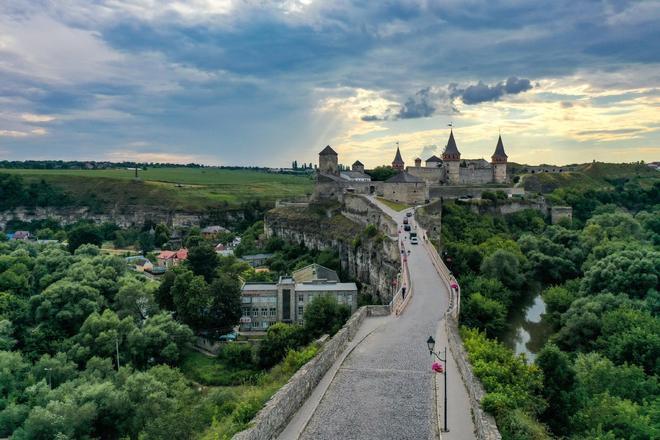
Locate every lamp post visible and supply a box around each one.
[426,336,448,432]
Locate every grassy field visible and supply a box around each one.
[1,167,314,212]
[376,197,409,211]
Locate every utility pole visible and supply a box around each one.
[116,335,120,370]
[44,367,52,389]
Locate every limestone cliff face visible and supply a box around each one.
[0,205,247,229]
[265,206,400,303]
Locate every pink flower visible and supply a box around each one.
[432,362,444,374]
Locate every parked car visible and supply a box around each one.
[404,224,411,231]
[218,331,238,342]
[406,212,413,217]
[410,236,419,245]
[403,218,409,224]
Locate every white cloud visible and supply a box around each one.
[21,113,55,122]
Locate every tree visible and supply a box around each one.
[127,312,193,367]
[67,224,103,253]
[303,295,351,338]
[461,293,507,337]
[257,323,306,368]
[536,343,578,436]
[153,223,170,248]
[480,249,524,290]
[207,273,242,336]
[171,269,211,332]
[155,270,177,311]
[580,249,659,299]
[114,278,158,322]
[187,242,219,282]
[138,231,155,254]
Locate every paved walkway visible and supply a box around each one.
[280,198,476,440]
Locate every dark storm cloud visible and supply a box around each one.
[450,77,533,105]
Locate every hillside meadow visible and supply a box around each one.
[0,168,314,212]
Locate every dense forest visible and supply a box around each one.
[0,217,352,439]
[439,179,659,439]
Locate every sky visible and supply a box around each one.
[0,0,659,168]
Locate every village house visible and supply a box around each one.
[240,253,275,268]
[201,225,229,239]
[157,248,188,268]
[214,243,234,257]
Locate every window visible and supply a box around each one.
[262,321,269,329]
[298,294,304,303]
[252,309,258,317]
[270,308,276,317]
[347,294,353,304]
[261,308,268,317]
[298,306,304,317]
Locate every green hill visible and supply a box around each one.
[520,162,658,194]
[0,168,314,212]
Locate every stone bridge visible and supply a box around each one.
[235,197,500,440]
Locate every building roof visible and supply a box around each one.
[352,160,364,166]
[392,147,404,165]
[241,253,275,261]
[202,225,228,234]
[492,135,508,160]
[385,171,424,183]
[442,130,461,159]
[292,263,340,283]
[319,145,337,156]
[242,283,278,292]
[295,282,358,292]
[157,248,188,260]
[340,171,371,181]
[425,155,443,163]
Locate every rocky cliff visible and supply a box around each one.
[265,204,400,303]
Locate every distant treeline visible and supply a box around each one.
[0,161,313,172]
[0,174,70,208]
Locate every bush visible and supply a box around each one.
[303,295,351,338]
[219,343,254,370]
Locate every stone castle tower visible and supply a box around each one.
[392,146,405,172]
[352,160,365,172]
[491,135,508,183]
[319,145,338,175]
[442,130,461,184]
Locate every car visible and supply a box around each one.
[410,236,419,245]
[406,212,413,217]
[218,331,238,342]
[404,224,411,231]
[403,218,409,224]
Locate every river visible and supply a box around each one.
[502,290,553,362]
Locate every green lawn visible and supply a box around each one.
[1,167,314,212]
[180,348,261,387]
[376,197,409,212]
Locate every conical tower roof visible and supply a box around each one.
[392,147,404,165]
[319,145,337,156]
[491,135,508,163]
[442,130,461,161]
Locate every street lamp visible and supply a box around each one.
[426,336,449,432]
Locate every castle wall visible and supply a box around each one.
[407,166,444,183]
[382,182,427,205]
[459,167,493,185]
[428,185,521,199]
[319,155,338,175]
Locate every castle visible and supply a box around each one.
[314,130,510,204]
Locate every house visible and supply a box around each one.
[125,255,154,272]
[241,253,275,268]
[215,243,234,257]
[201,225,229,239]
[157,248,188,268]
[239,263,358,332]
[12,231,30,241]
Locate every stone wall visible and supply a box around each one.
[428,185,516,200]
[550,206,573,224]
[382,181,427,205]
[0,206,204,229]
[459,167,493,185]
[445,317,502,440]
[233,305,390,440]
[342,194,398,237]
[407,166,444,183]
[265,207,400,303]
